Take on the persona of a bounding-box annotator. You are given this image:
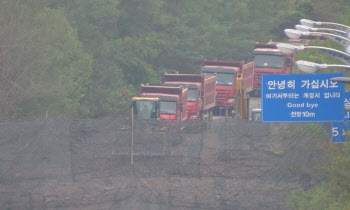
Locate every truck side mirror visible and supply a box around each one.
[286,58,294,66]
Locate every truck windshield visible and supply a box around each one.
[136,100,156,119]
[204,73,234,86]
[188,89,197,101]
[160,101,176,114]
[254,55,284,69]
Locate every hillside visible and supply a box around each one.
[0,117,329,209]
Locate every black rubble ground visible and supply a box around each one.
[0,117,328,209]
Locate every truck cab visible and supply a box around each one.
[139,85,188,121]
[162,74,216,121]
[131,97,159,119]
[163,82,202,120]
[201,59,243,115]
[252,42,294,96]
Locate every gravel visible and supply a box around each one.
[0,116,329,209]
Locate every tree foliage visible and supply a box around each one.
[1,0,350,119]
[2,0,350,206]
[287,143,350,210]
[0,0,92,120]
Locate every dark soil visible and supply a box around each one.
[0,117,329,209]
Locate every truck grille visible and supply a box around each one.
[216,89,230,100]
[187,106,197,113]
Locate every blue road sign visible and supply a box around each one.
[331,91,350,143]
[262,73,344,122]
[344,91,350,120]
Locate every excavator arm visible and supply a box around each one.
[234,74,249,120]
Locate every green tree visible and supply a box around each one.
[287,143,350,210]
[19,0,349,119]
[0,1,92,120]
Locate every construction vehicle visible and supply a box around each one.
[131,85,188,142]
[162,73,216,122]
[249,41,294,96]
[201,59,254,118]
[128,85,188,161]
[235,61,254,120]
[132,85,188,121]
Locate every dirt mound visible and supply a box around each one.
[0,117,329,209]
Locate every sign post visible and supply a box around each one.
[331,91,350,143]
[262,73,344,122]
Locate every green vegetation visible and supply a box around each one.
[0,0,349,121]
[0,0,310,120]
[1,0,350,207]
[287,142,350,210]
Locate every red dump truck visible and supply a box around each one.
[201,59,254,116]
[131,85,188,121]
[250,42,294,96]
[162,74,216,121]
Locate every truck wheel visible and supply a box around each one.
[200,112,204,121]
[205,110,210,130]
[209,110,213,121]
